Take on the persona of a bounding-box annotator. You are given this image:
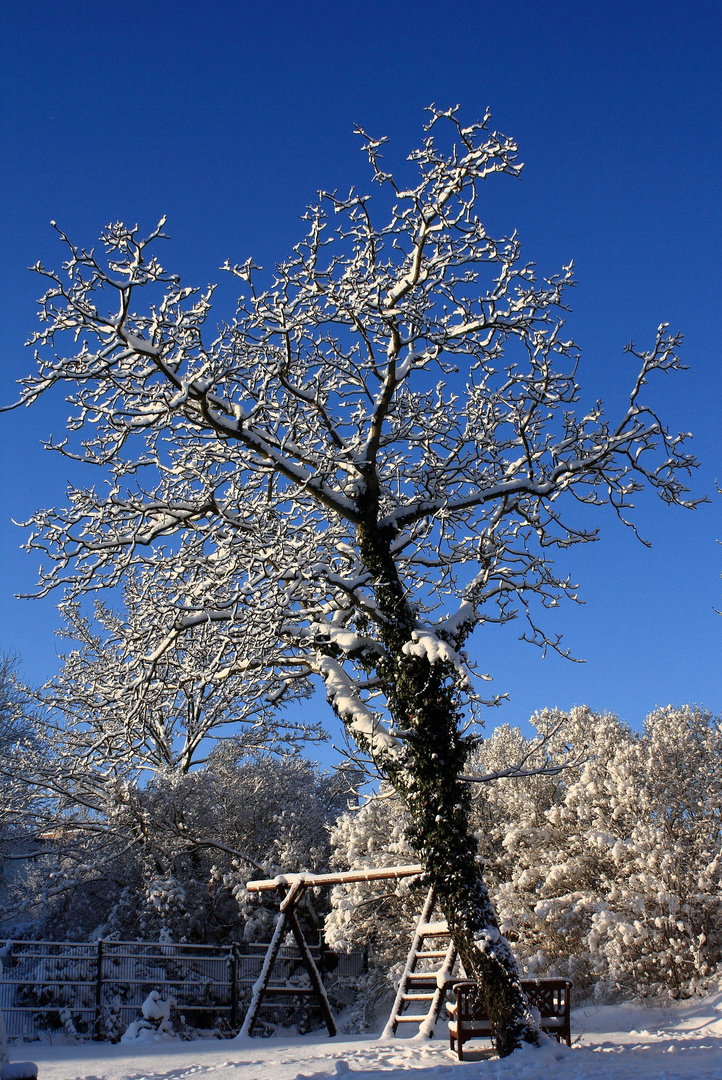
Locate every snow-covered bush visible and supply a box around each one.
[16,748,353,944]
[327,705,722,1003]
[120,990,177,1043]
[58,1007,82,1042]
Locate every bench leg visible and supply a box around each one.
[450,1031,462,1060]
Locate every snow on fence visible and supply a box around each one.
[0,938,364,1041]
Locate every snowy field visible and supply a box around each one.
[8,990,722,1080]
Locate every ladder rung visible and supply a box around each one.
[394,1015,431,1022]
[416,950,449,958]
[418,922,449,934]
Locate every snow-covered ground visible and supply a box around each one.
[8,991,722,1080]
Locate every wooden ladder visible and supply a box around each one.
[381,885,461,1039]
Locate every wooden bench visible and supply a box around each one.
[447,978,572,1059]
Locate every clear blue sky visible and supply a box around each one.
[1,0,720,754]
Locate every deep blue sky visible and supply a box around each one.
[1,0,720,756]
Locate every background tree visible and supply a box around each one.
[7,107,700,1054]
[326,781,417,972]
[0,651,41,909]
[327,705,722,1012]
[36,569,324,777]
[1,581,330,939]
[8,742,352,944]
[0,653,29,752]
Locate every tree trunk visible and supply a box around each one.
[385,653,538,1056]
[356,520,539,1057]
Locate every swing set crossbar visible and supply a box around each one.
[246,864,424,893]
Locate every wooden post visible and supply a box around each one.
[240,879,305,1037]
[285,908,336,1037]
[229,943,239,1028]
[94,940,104,1040]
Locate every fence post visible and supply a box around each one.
[229,943,239,1028]
[94,940,104,1040]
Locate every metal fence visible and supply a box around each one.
[0,938,365,1040]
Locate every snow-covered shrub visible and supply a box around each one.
[120,990,176,1042]
[327,705,722,1003]
[12,949,95,1038]
[17,748,353,945]
[58,1007,82,1042]
[100,995,124,1043]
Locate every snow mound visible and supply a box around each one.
[0,1065,38,1080]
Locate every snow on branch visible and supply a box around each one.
[315,654,401,760]
[401,630,472,688]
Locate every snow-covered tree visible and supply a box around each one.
[13,746,350,943]
[8,107,700,1053]
[581,705,722,999]
[484,705,722,1001]
[35,571,324,777]
[0,574,327,934]
[0,652,40,881]
[0,653,29,753]
[324,715,579,980]
[328,706,722,1003]
[326,783,416,972]
[475,708,635,994]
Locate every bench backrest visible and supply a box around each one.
[455,978,572,1023]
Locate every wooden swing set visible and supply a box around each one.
[242,863,461,1038]
[243,863,573,1052]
